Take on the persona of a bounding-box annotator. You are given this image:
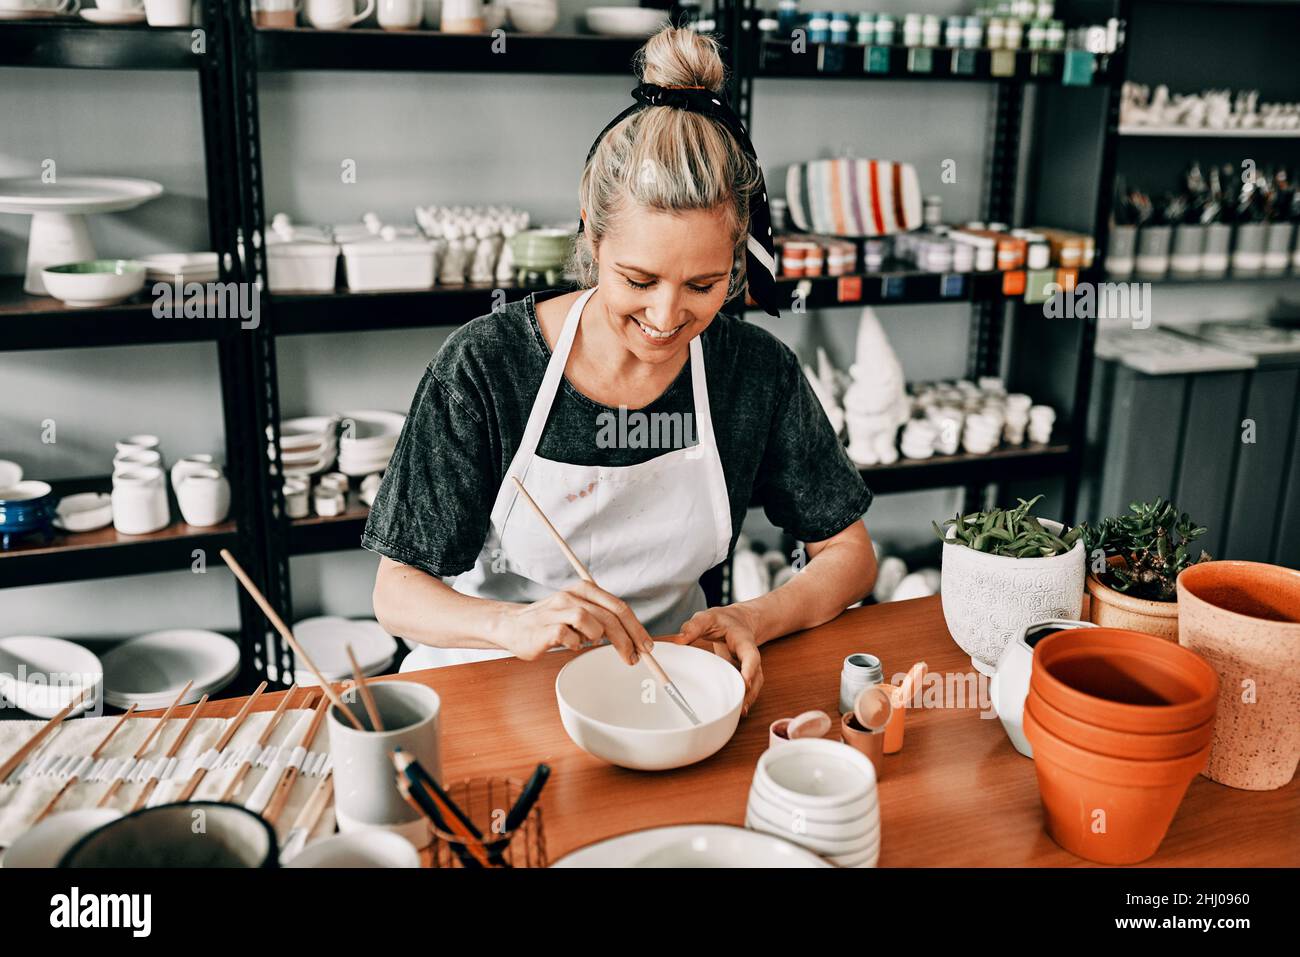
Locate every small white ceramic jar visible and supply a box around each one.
[176,467,231,527]
[839,653,884,714]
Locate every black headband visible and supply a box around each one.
[576,82,781,318]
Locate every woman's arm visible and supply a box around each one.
[735,519,877,647]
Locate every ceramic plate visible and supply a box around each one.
[54,492,113,533]
[291,617,397,682]
[101,629,239,708]
[2,809,123,866]
[0,636,103,719]
[79,8,145,23]
[280,415,339,450]
[551,824,831,868]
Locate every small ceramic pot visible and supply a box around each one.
[840,711,885,779]
[940,519,1086,674]
[990,617,1096,758]
[1134,224,1171,278]
[111,467,169,535]
[1031,628,1219,734]
[284,478,310,519]
[176,467,231,527]
[170,453,216,493]
[1024,707,1209,864]
[1177,561,1300,791]
[1025,687,1215,760]
[1201,223,1232,277]
[769,718,793,749]
[1086,557,1179,641]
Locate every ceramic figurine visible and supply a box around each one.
[804,364,844,437]
[470,222,499,283]
[495,222,517,284]
[437,223,467,286]
[843,307,908,466]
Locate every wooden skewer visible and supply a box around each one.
[220,685,301,803]
[97,680,193,808]
[508,475,702,725]
[262,692,331,827]
[132,694,208,812]
[347,645,384,732]
[289,774,334,839]
[218,548,366,731]
[0,684,95,785]
[33,703,137,824]
[176,681,268,802]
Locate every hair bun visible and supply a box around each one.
[636,25,726,95]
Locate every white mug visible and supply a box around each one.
[377,0,419,28]
[305,0,373,29]
[176,467,230,527]
[111,467,170,535]
[144,0,189,25]
[96,0,145,11]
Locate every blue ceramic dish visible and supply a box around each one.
[0,480,56,549]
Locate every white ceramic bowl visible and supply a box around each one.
[753,737,878,809]
[3,809,123,868]
[585,5,667,36]
[745,800,879,857]
[0,479,52,502]
[0,635,103,718]
[41,260,146,308]
[551,824,830,868]
[747,778,878,840]
[285,830,421,868]
[280,415,339,450]
[507,0,557,33]
[555,643,744,771]
[54,492,113,532]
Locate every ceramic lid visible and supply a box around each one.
[267,239,340,258]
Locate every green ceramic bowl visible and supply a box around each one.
[41,259,147,308]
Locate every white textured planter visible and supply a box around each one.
[940,519,1086,675]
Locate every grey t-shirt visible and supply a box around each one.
[361,290,873,578]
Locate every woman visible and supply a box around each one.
[365,27,877,716]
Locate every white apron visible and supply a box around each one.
[401,286,733,672]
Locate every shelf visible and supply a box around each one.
[1119,126,1300,138]
[0,477,237,589]
[254,27,646,73]
[0,278,238,351]
[773,267,1007,309]
[0,21,206,71]
[289,493,369,556]
[858,442,1073,495]
[755,39,1115,85]
[1106,270,1300,285]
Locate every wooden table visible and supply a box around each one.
[161,596,1299,867]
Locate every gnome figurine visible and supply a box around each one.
[843,306,908,466]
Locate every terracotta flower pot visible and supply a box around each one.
[1024,706,1210,864]
[1086,557,1179,641]
[1177,561,1300,791]
[1025,687,1215,760]
[1032,628,1219,733]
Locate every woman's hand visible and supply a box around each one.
[668,605,764,716]
[498,581,655,665]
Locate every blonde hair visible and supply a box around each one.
[572,27,761,301]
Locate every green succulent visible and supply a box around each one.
[1082,498,1210,603]
[933,494,1083,558]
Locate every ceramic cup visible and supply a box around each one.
[305,0,373,28]
[327,681,442,847]
[176,467,230,527]
[1105,224,1136,278]
[378,0,420,28]
[839,711,885,779]
[1230,222,1267,274]
[110,467,169,535]
[769,718,793,749]
[254,0,299,26]
[1201,223,1232,277]
[284,477,310,519]
[1177,561,1300,791]
[144,0,189,24]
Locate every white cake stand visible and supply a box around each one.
[0,177,164,294]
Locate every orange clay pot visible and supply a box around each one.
[1024,706,1210,864]
[1025,687,1215,761]
[1177,561,1300,791]
[1031,628,1219,734]
[1086,557,1179,640]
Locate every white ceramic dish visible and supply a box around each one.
[101,629,239,709]
[137,251,219,284]
[0,479,52,502]
[54,492,113,532]
[745,802,878,857]
[281,442,336,465]
[746,781,878,842]
[0,460,21,489]
[41,260,145,307]
[584,5,667,36]
[3,809,123,867]
[551,824,831,868]
[291,617,397,684]
[0,635,102,719]
[749,770,878,826]
[80,7,145,22]
[285,830,420,868]
[340,236,436,292]
[754,738,878,809]
[280,415,339,450]
[506,0,557,33]
[266,239,340,293]
[554,643,744,771]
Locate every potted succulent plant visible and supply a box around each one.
[1082,499,1210,641]
[934,495,1086,675]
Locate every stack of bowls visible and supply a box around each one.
[0,480,55,549]
[280,415,339,479]
[1023,627,1220,864]
[337,410,404,477]
[746,738,881,868]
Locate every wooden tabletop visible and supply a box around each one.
[160,596,1299,867]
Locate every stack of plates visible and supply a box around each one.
[136,252,219,285]
[101,629,240,709]
[337,410,404,477]
[291,617,397,686]
[0,636,103,719]
[280,415,338,478]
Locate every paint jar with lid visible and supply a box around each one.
[944,15,963,48]
[856,12,874,45]
[1027,20,1046,49]
[807,11,830,43]
[827,240,856,276]
[840,653,885,714]
[902,12,922,46]
[923,195,943,227]
[803,243,825,277]
[757,14,778,38]
[1036,0,1054,19]
[776,0,800,38]
[963,15,983,48]
[830,11,850,43]
[1004,17,1023,49]
[952,241,975,272]
[863,238,886,272]
[1045,19,1064,49]
[922,14,941,46]
[874,13,895,45]
[781,240,815,278]
[986,16,1005,48]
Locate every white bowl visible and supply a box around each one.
[749,771,879,826]
[555,643,744,771]
[0,479,52,502]
[551,824,831,868]
[40,260,146,308]
[754,738,878,810]
[507,0,558,33]
[55,492,113,532]
[338,410,404,452]
[585,5,668,36]
[747,780,878,841]
[285,830,420,868]
[0,635,103,718]
[280,415,339,450]
[3,809,123,868]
